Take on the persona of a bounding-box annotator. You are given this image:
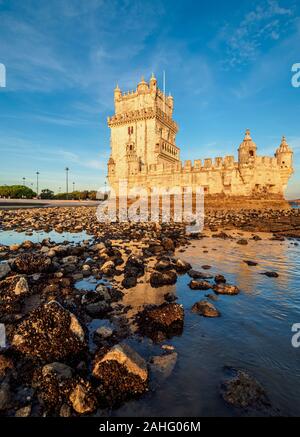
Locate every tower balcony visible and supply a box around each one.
[155,138,180,162]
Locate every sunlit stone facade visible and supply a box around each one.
[107,76,293,197]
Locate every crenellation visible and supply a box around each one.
[224,156,235,167]
[107,78,293,197]
[194,159,202,169]
[214,157,223,168]
[204,158,213,168]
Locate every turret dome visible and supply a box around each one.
[238,129,257,165]
[239,129,257,150]
[137,76,149,93]
[276,136,292,154]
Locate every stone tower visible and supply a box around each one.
[275,136,293,188]
[107,75,180,184]
[238,129,257,165]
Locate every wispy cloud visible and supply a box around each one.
[57,149,106,170]
[0,0,165,95]
[0,112,99,127]
[0,135,107,170]
[229,17,300,99]
[213,0,294,69]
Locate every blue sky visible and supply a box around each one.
[0,0,299,197]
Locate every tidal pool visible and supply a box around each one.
[0,229,92,246]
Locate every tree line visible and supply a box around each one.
[0,185,99,200]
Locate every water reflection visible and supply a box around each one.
[0,229,92,246]
[114,236,300,417]
[121,279,176,323]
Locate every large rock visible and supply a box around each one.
[0,275,29,316]
[15,405,31,417]
[237,239,248,245]
[124,255,145,278]
[0,355,14,379]
[154,259,172,271]
[95,284,111,301]
[100,260,115,276]
[191,300,220,317]
[0,263,11,280]
[69,381,97,414]
[42,362,73,380]
[12,253,52,274]
[92,344,148,405]
[137,303,184,342]
[213,283,239,295]
[188,269,213,279]
[62,256,78,265]
[95,326,113,339]
[150,352,178,380]
[174,258,191,273]
[162,238,175,252]
[214,274,226,284]
[0,382,10,411]
[12,301,86,361]
[189,280,211,290]
[33,361,74,410]
[221,369,271,411]
[243,260,258,266]
[14,276,29,295]
[85,301,110,317]
[261,271,279,278]
[121,276,137,289]
[150,271,177,287]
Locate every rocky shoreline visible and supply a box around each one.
[1,205,300,237]
[0,206,298,416]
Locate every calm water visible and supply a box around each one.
[114,237,300,417]
[0,229,92,246]
[290,203,300,209]
[1,228,300,416]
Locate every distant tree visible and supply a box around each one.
[40,188,54,199]
[0,185,36,199]
[88,190,97,200]
[53,190,100,201]
[79,190,89,200]
[54,192,67,200]
[0,186,11,198]
[71,191,81,200]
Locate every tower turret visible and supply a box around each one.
[167,92,174,112]
[137,76,149,94]
[126,141,140,176]
[149,73,157,92]
[238,129,257,165]
[275,136,293,187]
[114,84,121,101]
[107,156,116,178]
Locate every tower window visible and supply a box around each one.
[128,126,134,135]
[249,150,254,157]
